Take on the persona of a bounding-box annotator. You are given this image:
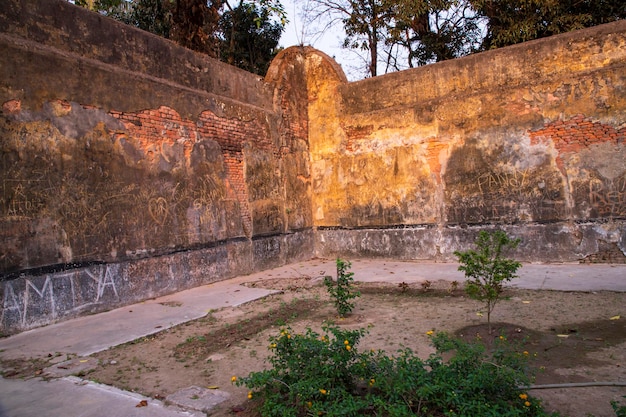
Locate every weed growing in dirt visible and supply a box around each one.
[611,397,626,417]
[324,258,360,317]
[455,230,522,334]
[234,324,559,417]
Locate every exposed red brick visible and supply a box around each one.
[2,99,21,114]
[530,114,626,171]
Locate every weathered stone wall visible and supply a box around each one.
[306,22,626,262]
[2,0,625,334]
[0,0,311,332]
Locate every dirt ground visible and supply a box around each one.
[3,278,626,416]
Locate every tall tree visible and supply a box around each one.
[471,0,626,50]
[71,0,286,73]
[127,0,173,38]
[303,0,394,77]
[387,0,483,67]
[219,0,284,75]
[343,0,394,77]
[170,0,223,56]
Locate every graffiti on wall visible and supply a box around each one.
[572,173,626,218]
[588,176,626,217]
[445,157,566,224]
[1,264,121,329]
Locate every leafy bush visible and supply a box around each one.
[324,258,360,317]
[235,325,558,417]
[612,397,626,417]
[454,230,522,334]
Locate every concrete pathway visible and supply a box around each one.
[0,259,624,416]
[0,376,202,417]
[252,258,626,291]
[0,276,279,359]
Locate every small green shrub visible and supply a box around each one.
[612,397,626,417]
[235,325,559,417]
[324,258,360,317]
[454,230,522,334]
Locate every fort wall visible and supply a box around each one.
[0,0,312,332]
[1,0,625,333]
[305,22,626,262]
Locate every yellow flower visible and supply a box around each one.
[523,351,529,356]
[524,401,531,407]
[287,334,291,339]
[231,376,237,382]
[344,340,350,345]
[426,330,434,336]
[519,393,528,400]
[345,345,352,351]
[247,391,253,399]
[307,401,312,409]
[499,335,505,340]
[319,389,327,395]
[369,378,375,386]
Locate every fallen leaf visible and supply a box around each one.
[207,385,219,389]
[136,400,148,408]
[556,334,569,338]
[610,315,620,320]
[79,360,88,363]
[522,300,531,304]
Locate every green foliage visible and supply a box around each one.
[235,326,559,416]
[454,230,521,334]
[388,0,484,67]
[308,0,624,77]
[219,1,284,75]
[127,0,173,39]
[70,0,285,74]
[612,397,626,417]
[470,0,626,50]
[324,258,360,317]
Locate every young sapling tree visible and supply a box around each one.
[324,258,360,317]
[454,230,522,334]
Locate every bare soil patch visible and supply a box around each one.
[2,278,625,417]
